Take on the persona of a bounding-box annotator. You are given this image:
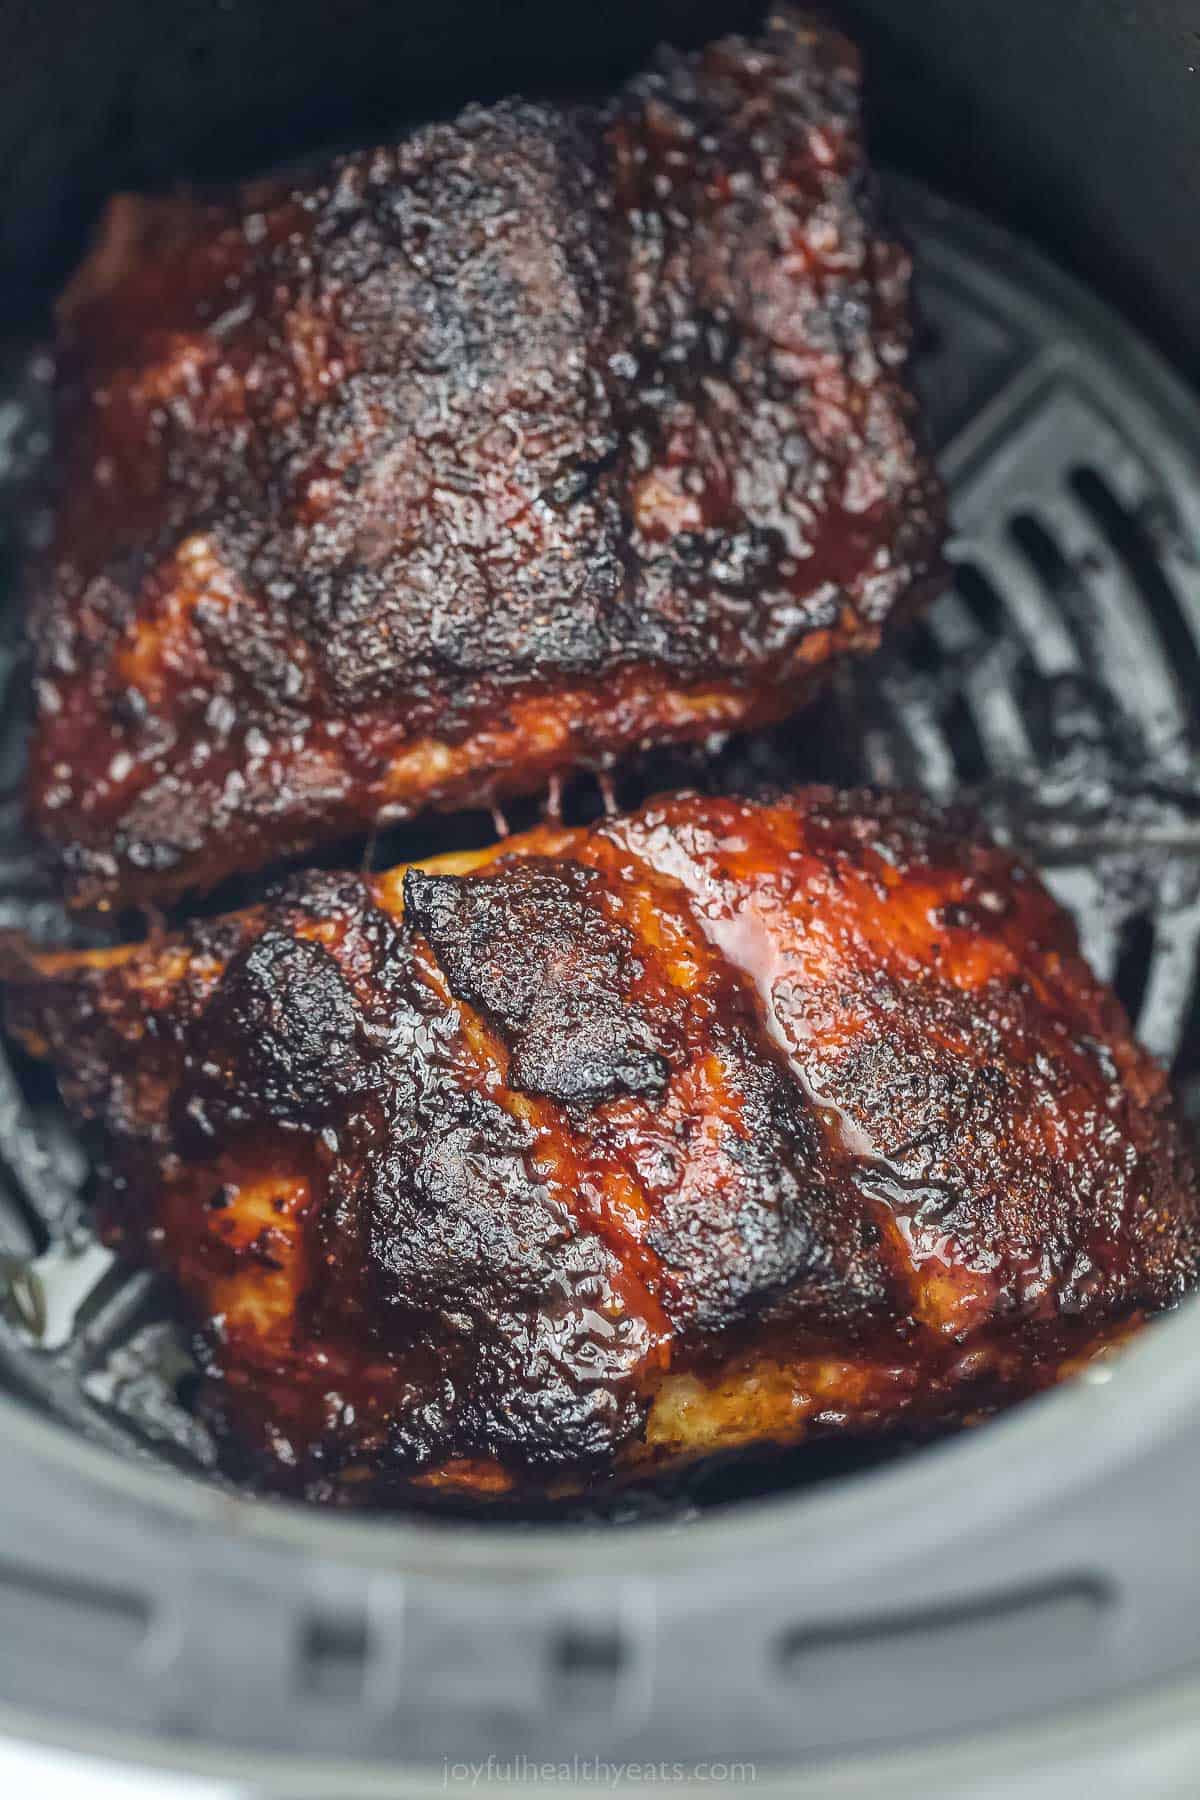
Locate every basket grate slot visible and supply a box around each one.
[1111,910,1157,1028]
[901,615,952,677]
[1005,494,1192,765]
[1008,511,1097,654]
[938,687,992,787]
[929,579,1037,776]
[1044,502,1189,755]
[952,561,1008,640]
[1134,878,1200,1068]
[967,537,1083,677]
[961,642,1038,775]
[907,265,1031,456]
[1069,464,1200,745]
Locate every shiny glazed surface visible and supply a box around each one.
[7,788,1196,1504]
[27,10,943,907]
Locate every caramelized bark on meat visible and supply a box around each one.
[28,10,944,907]
[7,789,1196,1503]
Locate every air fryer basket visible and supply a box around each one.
[2,0,1200,1787]
[2,177,1199,1498]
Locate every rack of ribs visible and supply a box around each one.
[26,9,943,908]
[7,789,1195,1504]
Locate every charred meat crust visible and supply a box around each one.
[402,859,675,1106]
[6,788,1197,1502]
[28,10,944,906]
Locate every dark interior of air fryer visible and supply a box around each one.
[1,0,1199,1523]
